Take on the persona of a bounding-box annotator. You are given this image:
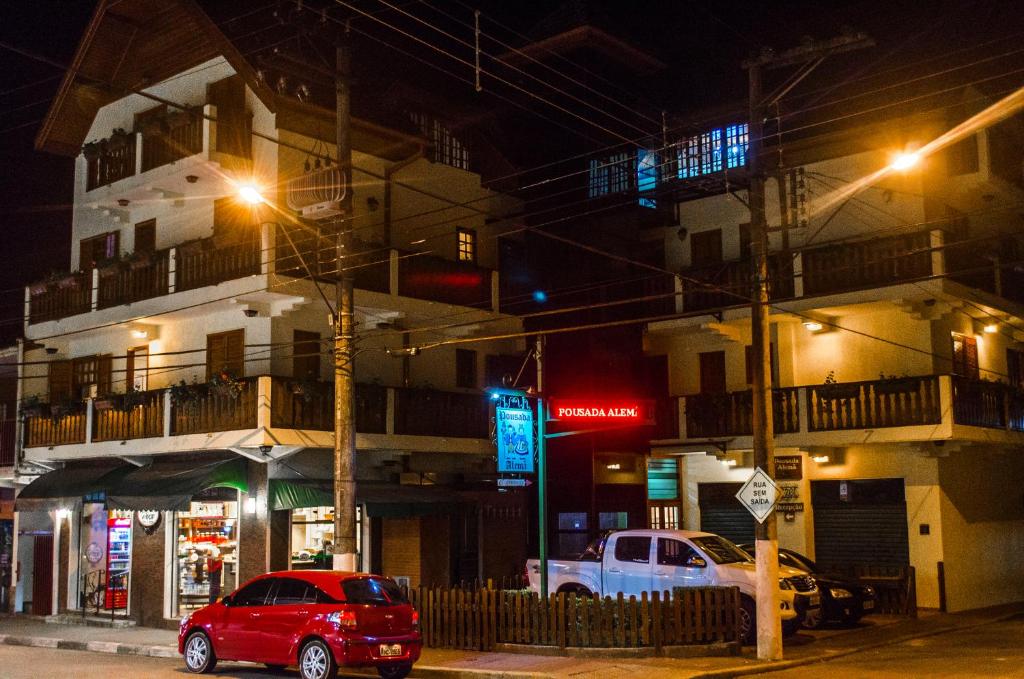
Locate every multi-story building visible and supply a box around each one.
[11,0,526,624]
[644,93,1024,612]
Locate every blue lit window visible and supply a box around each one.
[677,135,700,179]
[725,123,749,169]
[588,152,634,197]
[700,129,723,175]
[647,458,679,501]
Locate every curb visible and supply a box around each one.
[688,610,1024,679]
[0,633,551,678]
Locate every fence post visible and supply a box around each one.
[651,590,662,654]
[640,591,649,647]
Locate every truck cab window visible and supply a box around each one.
[614,536,651,564]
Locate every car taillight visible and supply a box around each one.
[327,609,358,630]
[411,610,419,630]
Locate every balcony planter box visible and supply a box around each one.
[128,253,153,270]
[93,398,116,411]
[29,282,48,296]
[56,275,81,290]
[874,378,920,396]
[82,140,106,160]
[818,383,862,400]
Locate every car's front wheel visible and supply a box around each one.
[183,631,217,674]
[378,664,413,679]
[782,617,801,637]
[299,639,338,679]
[802,607,823,629]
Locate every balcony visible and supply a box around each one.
[22,377,493,460]
[681,254,794,313]
[802,231,932,296]
[659,374,1024,447]
[397,253,494,309]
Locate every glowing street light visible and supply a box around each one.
[237,183,265,205]
[889,151,921,172]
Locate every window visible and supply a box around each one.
[233,578,275,606]
[134,219,156,253]
[725,124,749,169]
[588,152,633,197]
[557,512,589,558]
[409,112,469,170]
[293,330,321,380]
[658,538,700,567]
[80,231,120,269]
[690,535,752,565]
[1008,349,1024,389]
[677,135,701,179]
[127,347,149,392]
[613,536,651,564]
[699,351,727,394]
[341,577,407,605]
[272,578,314,605]
[951,332,979,379]
[647,458,678,501]
[49,355,112,400]
[676,123,746,179]
[637,148,658,208]
[700,129,723,175]
[457,228,476,263]
[207,329,245,379]
[690,229,723,267]
[649,504,679,529]
[599,512,628,530]
[456,349,477,388]
[208,75,251,158]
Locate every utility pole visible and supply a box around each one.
[535,335,548,599]
[333,36,358,571]
[743,33,872,661]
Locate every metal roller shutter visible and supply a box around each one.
[811,479,909,569]
[698,483,755,544]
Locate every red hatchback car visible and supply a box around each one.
[179,570,421,679]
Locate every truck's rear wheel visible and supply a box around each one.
[558,584,592,597]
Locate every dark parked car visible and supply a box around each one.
[741,545,876,627]
[179,570,421,679]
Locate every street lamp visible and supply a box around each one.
[237,183,265,205]
[889,151,921,172]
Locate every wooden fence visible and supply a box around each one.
[408,586,741,652]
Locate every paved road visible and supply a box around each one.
[753,615,1024,678]
[0,645,378,679]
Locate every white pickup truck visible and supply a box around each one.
[526,529,819,643]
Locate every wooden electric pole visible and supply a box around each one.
[333,37,358,571]
[743,33,872,661]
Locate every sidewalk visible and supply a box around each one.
[1,604,1021,678]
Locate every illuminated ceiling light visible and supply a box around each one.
[605,463,621,470]
[889,152,921,172]
[811,454,830,464]
[237,184,265,205]
[721,458,738,467]
[983,323,998,334]
[131,329,148,339]
[803,321,824,332]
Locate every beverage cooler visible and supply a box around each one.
[104,514,131,610]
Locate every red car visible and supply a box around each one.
[178,570,421,679]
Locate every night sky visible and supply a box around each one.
[1,0,1020,344]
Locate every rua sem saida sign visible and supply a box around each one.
[736,467,779,523]
[496,406,535,473]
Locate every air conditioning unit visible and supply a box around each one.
[286,167,346,220]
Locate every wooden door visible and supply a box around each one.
[699,351,727,394]
[31,534,53,616]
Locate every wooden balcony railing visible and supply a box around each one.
[275,228,391,294]
[952,376,1024,432]
[681,255,794,313]
[269,378,387,434]
[394,387,490,438]
[807,375,941,431]
[398,254,492,308]
[171,378,258,435]
[85,133,137,191]
[92,391,165,442]
[0,419,16,466]
[802,230,931,296]
[97,250,170,309]
[24,409,87,447]
[140,111,203,173]
[684,388,800,438]
[28,273,92,324]
[175,238,260,292]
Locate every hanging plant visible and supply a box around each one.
[82,140,105,160]
[170,380,203,411]
[29,281,48,296]
[107,128,130,151]
[20,394,48,419]
[118,387,149,412]
[209,370,245,399]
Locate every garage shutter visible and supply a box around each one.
[698,483,755,545]
[811,479,909,570]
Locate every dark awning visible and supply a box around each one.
[106,457,249,511]
[15,462,133,513]
[269,479,456,517]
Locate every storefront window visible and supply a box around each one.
[176,488,238,615]
[290,505,361,570]
[78,503,131,612]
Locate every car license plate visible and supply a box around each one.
[863,599,875,610]
[379,644,403,658]
[809,594,821,607]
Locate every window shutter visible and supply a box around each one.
[208,330,245,379]
[97,354,113,395]
[48,360,72,401]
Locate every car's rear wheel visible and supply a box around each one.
[802,607,823,629]
[377,664,413,679]
[299,639,338,679]
[739,598,756,645]
[183,631,217,674]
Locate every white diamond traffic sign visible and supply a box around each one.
[735,467,779,523]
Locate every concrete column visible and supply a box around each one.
[797,387,809,433]
[674,276,684,314]
[57,513,69,614]
[389,250,399,296]
[256,376,272,432]
[130,514,168,627]
[163,388,173,437]
[203,104,215,157]
[23,286,29,334]
[260,223,275,276]
[238,460,270,585]
[90,269,99,311]
[85,400,94,444]
[268,510,290,572]
[133,131,143,175]
[167,247,176,294]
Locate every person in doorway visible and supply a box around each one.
[206,547,223,603]
[314,540,333,569]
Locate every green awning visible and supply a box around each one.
[269,479,456,517]
[15,462,133,513]
[106,457,249,511]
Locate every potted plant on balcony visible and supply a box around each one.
[818,371,862,400]
[170,379,203,412]
[82,139,106,160]
[874,373,919,396]
[50,396,85,424]
[118,387,148,412]
[292,374,325,403]
[19,394,48,419]
[93,393,117,411]
[127,250,154,271]
[209,370,245,400]
[107,128,130,151]
[29,280,48,296]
